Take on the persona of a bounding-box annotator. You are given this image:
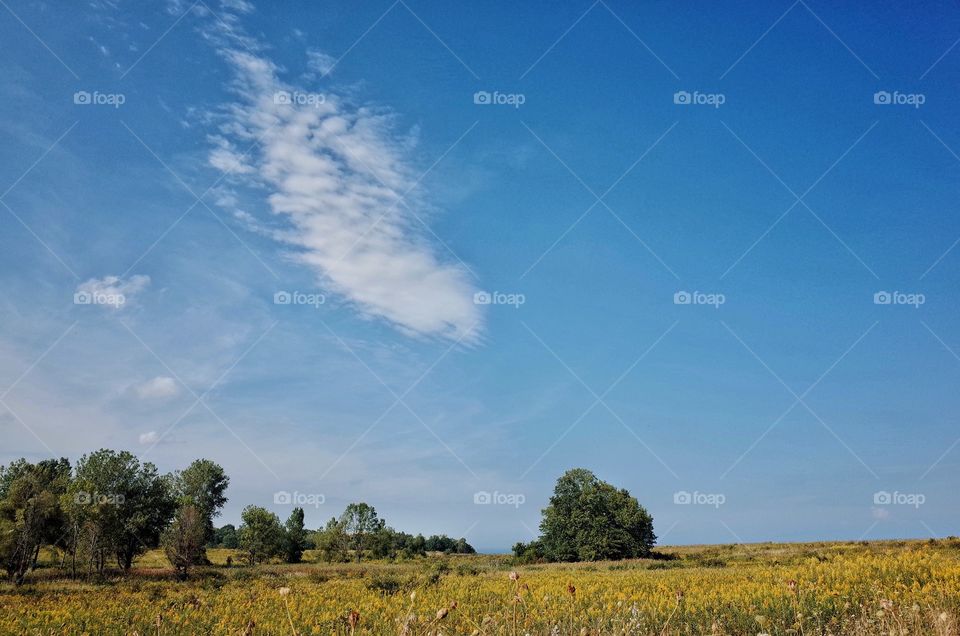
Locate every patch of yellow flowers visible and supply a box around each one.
[2,544,959,635]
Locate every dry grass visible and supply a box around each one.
[5,539,960,635]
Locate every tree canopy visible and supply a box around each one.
[237,505,284,565]
[515,468,655,562]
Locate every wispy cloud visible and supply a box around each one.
[202,5,482,342]
[133,376,180,399]
[75,274,150,309]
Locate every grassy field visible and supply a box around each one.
[2,539,960,635]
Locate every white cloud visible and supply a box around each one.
[207,33,482,342]
[134,376,180,399]
[137,430,182,445]
[75,274,150,309]
[138,431,161,444]
[306,49,337,76]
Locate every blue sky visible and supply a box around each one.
[1,0,959,552]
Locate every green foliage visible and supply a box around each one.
[511,540,546,564]
[535,468,656,562]
[237,506,283,565]
[162,505,208,579]
[170,460,229,544]
[370,527,426,559]
[65,449,176,572]
[340,502,385,562]
[0,458,71,584]
[311,516,350,563]
[424,534,475,554]
[0,451,480,585]
[283,507,307,563]
[211,524,238,549]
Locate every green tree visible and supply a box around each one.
[453,537,476,554]
[340,503,384,562]
[369,527,427,559]
[511,540,546,563]
[312,516,349,562]
[170,459,229,544]
[161,504,207,580]
[65,450,175,573]
[424,534,475,554]
[0,458,71,584]
[212,524,238,549]
[536,468,655,562]
[283,507,307,563]
[237,505,283,565]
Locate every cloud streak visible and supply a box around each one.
[205,9,481,342]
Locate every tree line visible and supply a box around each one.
[2,451,655,584]
[209,503,475,565]
[0,450,472,584]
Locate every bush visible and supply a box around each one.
[454,563,480,576]
[307,571,330,584]
[420,561,450,586]
[366,573,412,596]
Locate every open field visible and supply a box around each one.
[3,539,960,635]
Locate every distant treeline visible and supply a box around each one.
[210,521,474,560]
[0,450,472,584]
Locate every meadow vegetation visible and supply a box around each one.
[2,539,959,634]
[4,454,959,634]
